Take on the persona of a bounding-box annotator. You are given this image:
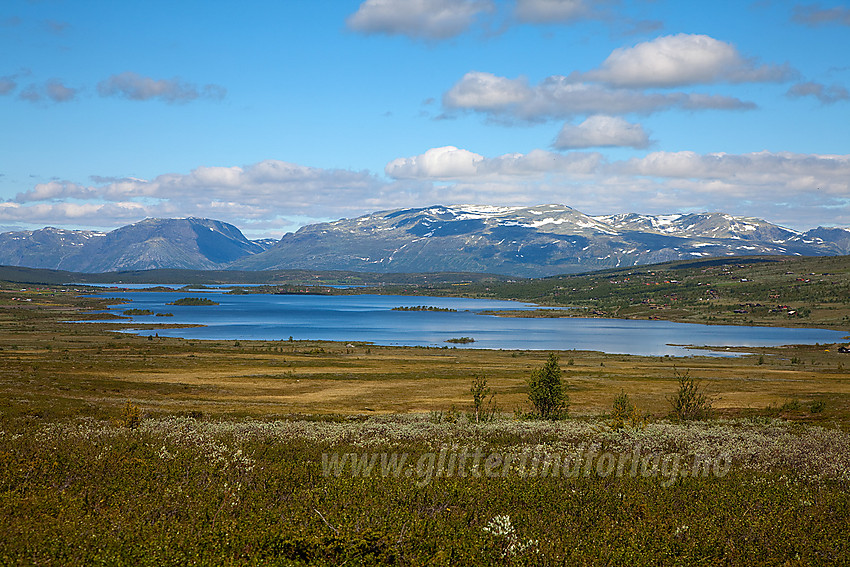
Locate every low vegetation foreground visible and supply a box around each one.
[1,263,849,565]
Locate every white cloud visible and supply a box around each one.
[16,161,383,207]
[619,151,850,191]
[384,146,850,228]
[16,78,79,103]
[97,72,226,103]
[787,81,850,104]
[442,33,796,122]
[583,34,795,88]
[0,76,16,95]
[6,151,849,235]
[792,4,850,27]
[443,71,754,120]
[386,146,485,178]
[386,147,602,179]
[347,0,492,39]
[480,149,603,176]
[443,71,530,111]
[0,201,150,225]
[5,160,407,235]
[44,79,78,102]
[554,115,651,149]
[514,0,590,23]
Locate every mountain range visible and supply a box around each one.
[2,205,849,277]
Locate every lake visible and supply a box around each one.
[94,291,849,357]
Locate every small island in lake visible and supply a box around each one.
[166,297,220,306]
[393,305,457,312]
[445,337,475,344]
[123,309,154,316]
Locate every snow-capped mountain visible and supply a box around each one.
[231,205,850,276]
[2,205,849,276]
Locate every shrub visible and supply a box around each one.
[610,390,645,429]
[469,374,498,423]
[527,353,568,420]
[118,400,142,429]
[668,370,712,421]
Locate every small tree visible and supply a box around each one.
[610,390,634,429]
[610,390,645,429]
[470,374,492,423]
[528,353,568,420]
[668,369,713,421]
[119,400,141,429]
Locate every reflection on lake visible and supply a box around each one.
[96,292,848,357]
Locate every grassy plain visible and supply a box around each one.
[1,284,848,421]
[1,261,850,564]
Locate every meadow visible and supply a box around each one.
[1,275,849,564]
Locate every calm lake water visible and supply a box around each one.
[95,291,848,357]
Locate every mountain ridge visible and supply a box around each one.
[232,204,850,277]
[2,205,849,276]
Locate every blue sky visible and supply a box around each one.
[1,0,848,238]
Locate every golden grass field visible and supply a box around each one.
[2,283,848,424]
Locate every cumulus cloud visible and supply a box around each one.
[347,0,493,39]
[15,161,381,206]
[382,146,850,228]
[582,34,795,88]
[442,34,796,122]
[0,201,150,226]
[0,76,16,95]
[514,0,591,23]
[0,70,30,96]
[17,85,40,103]
[45,79,78,102]
[618,150,850,189]
[16,79,78,103]
[554,115,651,149]
[787,81,850,104]
[388,146,604,179]
[386,146,484,178]
[6,160,406,235]
[7,151,849,234]
[443,71,754,120]
[97,72,226,103]
[792,4,850,26]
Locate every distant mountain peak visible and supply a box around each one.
[2,205,849,277]
[232,204,850,276]
[0,217,266,272]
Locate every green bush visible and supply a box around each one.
[668,370,713,421]
[610,390,645,430]
[117,400,141,429]
[469,375,498,423]
[527,353,568,420]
